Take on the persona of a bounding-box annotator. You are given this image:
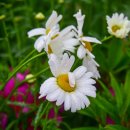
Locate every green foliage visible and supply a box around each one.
[72,127,99,130]
[105,125,129,130]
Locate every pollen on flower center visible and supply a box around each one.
[57,74,75,92]
[82,41,92,52]
[112,25,121,32]
[46,28,51,34]
[51,34,59,40]
[48,44,53,54]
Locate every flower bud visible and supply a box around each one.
[25,74,36,83]
[35,12,45,20]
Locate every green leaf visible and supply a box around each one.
[97,80,112,98]
[34,102,50,126]
[34,102,45,125]
[108,40,124,70]
[72,127,99,130]
[79,105,98,119]
[109,73,123,110]
[121,70,130,114]
[94,95,118,122]
[126,48,130,57]
[6,120,18,130]
[93,47,108,71]
[105,125,129,130]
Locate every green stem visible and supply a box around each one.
[2,21,14,66]
[19,49,36,64]
[93,35,113,48]
[8,52,45,81]
[2,52,45,89]
[13,49,36,74]
[34,102,50,130]
[10,10,21,49]
[101,35,113,42]
[7,101,34,108]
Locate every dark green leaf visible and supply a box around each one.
[72,127,99,130]
[94,95,118,122]
[105,125,129,130]
[121,70,130,114]
[110,73,123,109]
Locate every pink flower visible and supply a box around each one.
[109,87,115,96]
[0,113,8,130]
[2,71,34,117]
[0,69,62,129]
[106,116,115,124]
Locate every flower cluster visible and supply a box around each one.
[28,10,100,112]
[28,10,130,112]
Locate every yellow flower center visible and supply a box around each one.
[57,74,75,92]
[82,41,92,52]
[46,28,50,34]
[48,44,53,54]
[51,34,59,40]
[112,25,121,32]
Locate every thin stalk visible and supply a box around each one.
[101,35,113,42]
[2,21,14,66]
[93,35,113,48]
[34,102,50,130]
[13,49,36,73]
[2,52,45,89]
[11,10,21,49]
[7,101,34,108]
[19,49,36,64]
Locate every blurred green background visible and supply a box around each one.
[0,0,130,130]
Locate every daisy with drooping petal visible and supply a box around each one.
[83,56,100,79]
[39,53,96,112]
[73,10,101,59]
[27,11,62,52]
[45,25,78,58]
[106,13,130,38]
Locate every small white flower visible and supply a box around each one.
[39,53,96,112]
[83,56,100,79]
[27,11,62,52]
[106,13,130,38]
[73,10,101,59]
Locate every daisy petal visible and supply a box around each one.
[77,45,86,59]
[46,89,61,101]
[49,54,60,77]
[56,91,65,106]
[64,94,71,111]
[27,28,45,37]
[45,11,57,28]
[68,72,75,87]
[73,66,87,79]
[34,36,46,52]
[82,36,101,44]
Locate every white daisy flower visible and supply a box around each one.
[39,53,96,112]
[83,56,100,79]
[46,25,78,58]
[27,11,62,52]
[73,10,101,59]
[106,13,130,38]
